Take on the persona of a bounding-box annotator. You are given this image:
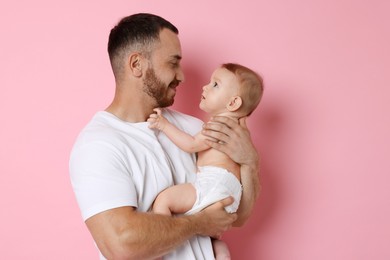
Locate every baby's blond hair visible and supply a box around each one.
[222,63,264,116]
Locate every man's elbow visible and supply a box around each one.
[98,233,153,260]
[101,245,153,260]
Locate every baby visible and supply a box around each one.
[148,63,263,259]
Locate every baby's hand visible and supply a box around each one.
[147,108,167,131]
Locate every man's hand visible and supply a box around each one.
[202,116,259,167]
[192,197,237,239]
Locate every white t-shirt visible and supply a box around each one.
[69,109,214,260]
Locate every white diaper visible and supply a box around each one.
[184,166,242,215]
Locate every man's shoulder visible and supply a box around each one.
[71,111,130,151]
[75,112,114,138]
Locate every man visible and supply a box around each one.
[70,13,260,259]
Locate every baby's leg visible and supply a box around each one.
[213,239,231,260]
[153,183,196,215]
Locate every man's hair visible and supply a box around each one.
[222,63,264,116]
[108,13,179,78]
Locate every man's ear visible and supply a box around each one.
[227,96,243,111]
[128,53,143,77]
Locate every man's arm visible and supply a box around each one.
[202,116,261,226]
[85,198,237,260]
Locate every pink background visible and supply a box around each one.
[1,1,389,259]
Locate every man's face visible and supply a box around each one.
[143,66,179,107]
[142,29,184,108]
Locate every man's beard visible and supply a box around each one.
[143,67,179,108]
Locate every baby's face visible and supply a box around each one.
[199,67,240,115]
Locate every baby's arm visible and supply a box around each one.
[148,108,210,153]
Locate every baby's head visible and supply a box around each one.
[200,63,263,117]
[221,63,263,117]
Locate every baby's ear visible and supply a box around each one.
[227,96,242,112]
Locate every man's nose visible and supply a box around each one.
[176,68,185,83]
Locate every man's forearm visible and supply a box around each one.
[120,212,197,259]
[87,208,199,260]
[234,159,260,226]
[87,204,236,260]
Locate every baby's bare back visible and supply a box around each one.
[197,148,240,180]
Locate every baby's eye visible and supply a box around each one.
[212,82,218,88]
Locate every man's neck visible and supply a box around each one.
[105,89,156,123]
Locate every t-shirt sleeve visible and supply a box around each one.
[69,141,137,221]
